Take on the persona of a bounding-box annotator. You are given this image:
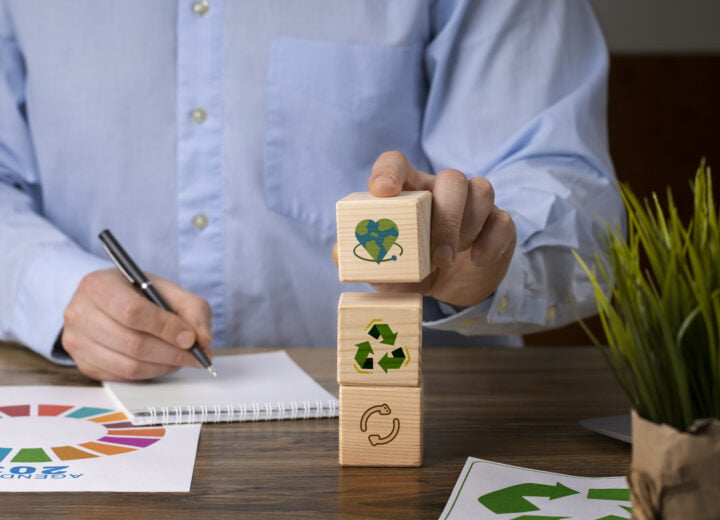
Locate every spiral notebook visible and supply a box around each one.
[103,351,338,426]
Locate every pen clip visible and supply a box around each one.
[101,242,136,286]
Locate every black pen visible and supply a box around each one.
[98,229,218,377]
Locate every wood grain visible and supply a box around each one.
[336,191,432,283]
[339,385,422,467]
[0,342,630,519]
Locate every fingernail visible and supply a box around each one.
[433,244,455,268]
[176,331,194,349]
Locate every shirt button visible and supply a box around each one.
[192,1,209,15]
[546,306,557,322]
[190,108,207,123]
[192,214,209,229]
[497,296,509,314]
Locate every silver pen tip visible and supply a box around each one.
[207,365,218,377]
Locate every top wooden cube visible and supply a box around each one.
[336,191,432,283]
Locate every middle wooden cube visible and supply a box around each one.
[338,292,422,387]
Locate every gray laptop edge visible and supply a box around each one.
[580,413,632,443]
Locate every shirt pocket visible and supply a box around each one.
[264,36,426,240]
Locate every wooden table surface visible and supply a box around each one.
[0,342,631,519]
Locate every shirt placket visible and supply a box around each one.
[176,0,226,346]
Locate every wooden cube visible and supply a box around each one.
[339,385,422,467]
[337,292,421,387]
[336,191,432,283]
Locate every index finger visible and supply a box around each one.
[368,150,434,197]
[150,275,213,347]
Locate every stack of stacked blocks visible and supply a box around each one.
[335,191,432,467]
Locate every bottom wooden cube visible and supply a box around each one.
[339,385,422,467]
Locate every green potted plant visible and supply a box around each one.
[575,161,720,520]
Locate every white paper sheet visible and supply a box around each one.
[440,457,631,520]
[0,386,200,492]
[104,350,338,425]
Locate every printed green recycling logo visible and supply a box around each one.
[478,482,632,519]
[354,319,410,374]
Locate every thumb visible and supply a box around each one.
[368,151,434,197]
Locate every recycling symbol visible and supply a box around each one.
[354,319,410,374]
[478,483,632,519]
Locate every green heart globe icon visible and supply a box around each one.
[353,219,404,264]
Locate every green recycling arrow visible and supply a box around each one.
[378,347,407,372]
[587,488,631,502]
[478,482,579,514]
[368,323,397,345]
[354,341,374,370]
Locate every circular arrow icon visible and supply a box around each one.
[360,403,400,446]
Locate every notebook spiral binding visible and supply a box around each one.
[133,399,339,425]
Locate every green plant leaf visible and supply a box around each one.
[577,160,719,430]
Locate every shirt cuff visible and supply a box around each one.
[10,244,112,365]
[421,245,562,337]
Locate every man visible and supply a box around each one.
[0,0,623,380]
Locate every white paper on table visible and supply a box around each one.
[440,457,631,520]
[0,386,200,492]
[104,350,339,425]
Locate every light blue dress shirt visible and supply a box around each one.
[0,0,623,364]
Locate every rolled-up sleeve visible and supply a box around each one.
[421,0,624,336]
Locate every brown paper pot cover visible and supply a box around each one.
[629,410,720,520]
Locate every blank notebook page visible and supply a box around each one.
[103,351,338,425]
